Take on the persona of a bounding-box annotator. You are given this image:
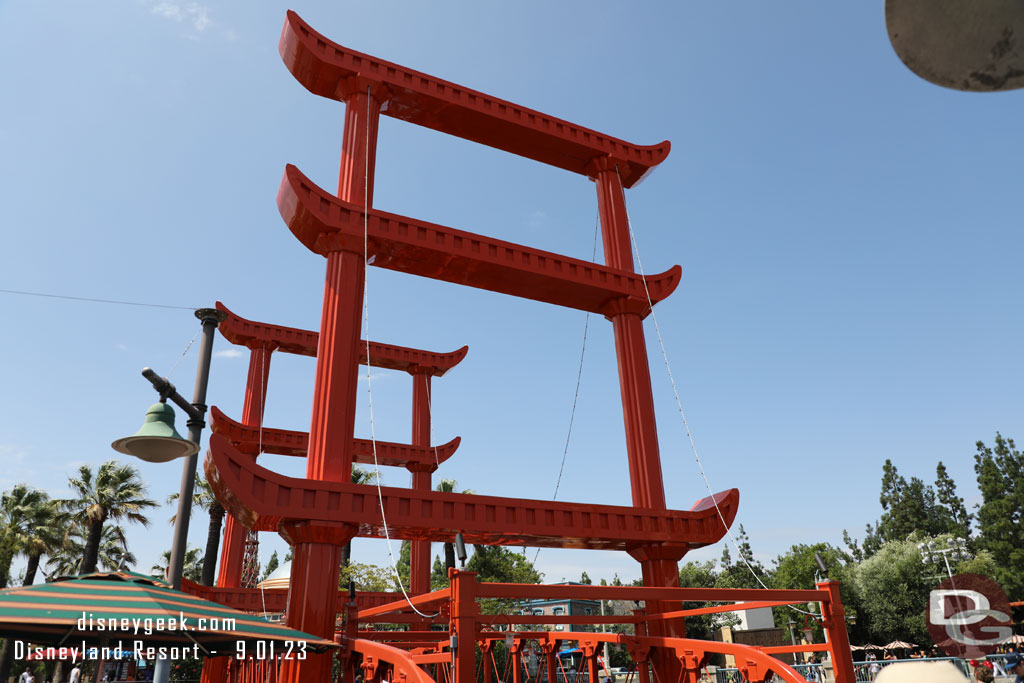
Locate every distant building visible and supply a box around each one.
[522,582,601,632]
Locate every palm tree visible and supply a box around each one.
[0,485,62,682]
[0,484,51,588]
[61,460,156,574]
[340,467,378,569]
[46,524,137,577]
[152,547,203,583]
[435,479,474,570]
[167,474,225,586]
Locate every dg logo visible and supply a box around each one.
[927,573,1012,658]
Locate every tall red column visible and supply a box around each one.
[217,342,275,588]
[278,521,356,683]
[409,371,434,595]
[590,158,681,680]
[306,83,383,483]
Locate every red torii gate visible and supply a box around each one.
[199,10,857,683]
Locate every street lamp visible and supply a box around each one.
[918,537,970,580]
[111,307,225,683]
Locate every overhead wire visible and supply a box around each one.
[0,287,196,310]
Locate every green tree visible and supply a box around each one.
[934,462,971,539]
[152,547,203,583]
[677,560,724,639]
[167,474,224,586]
[973,433,1024,599]
[262,550,280,581]
[579,571,592,585]
[0,486,63,682]
[62,460,156,574]
[435,479,474,570]
[770,543,861,643]
[716,526,771,589]
[46,524,136,577]
[341,466,377,570]
[338,562,399,592]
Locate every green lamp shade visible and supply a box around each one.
[111,402,199,463]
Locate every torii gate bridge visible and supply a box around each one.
[197,11,857,683]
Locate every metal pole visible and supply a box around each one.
[153,307,224,683]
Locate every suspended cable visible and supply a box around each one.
[358,87,440,619]
[0,287,196,310]
[166,329,200,378]
[532,210,599,566]
[612,168,815,616]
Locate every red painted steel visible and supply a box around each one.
[209,406,460,469]
[216,301,468,374]
[179,577,402,614]
[277,164,682,316]
[278,11,668,188]
[205,433,739,550]
[410,371,432,595]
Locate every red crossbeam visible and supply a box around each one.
[210,406,460,469]
[278,165,681,316]
[279,11,669,188]
[206,434,738,550]
[216,301,467,375]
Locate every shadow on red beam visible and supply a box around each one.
[477,615,639,626]
[355,631,448,642]
[473,582,825,604]
[357,588,451,620]
[644,600,800,621]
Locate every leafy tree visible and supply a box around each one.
[338,562,399,592]
[167,474,224,586]
[430,555,448,590]
[716,526,771,589]
[340,466,377,570]
[62,460,156,574]
[579,571,592,585]
[973,433,1024,599]
[262,550,279,581]
[770,543,861,643]
[934,462,971,539]
[435,479,474,570]
[152,546,203,583]
[677,560,726,639]
[466,545,540,616]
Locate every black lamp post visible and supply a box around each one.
[111,307,225,683]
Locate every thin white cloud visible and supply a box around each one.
[214,348,244,359]
[150,1,214,33]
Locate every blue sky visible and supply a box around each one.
[1,1,1021,587]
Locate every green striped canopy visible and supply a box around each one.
[0,571,337,656]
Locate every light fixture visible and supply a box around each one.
[112,401,198,462]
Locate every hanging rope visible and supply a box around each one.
[532,210,600,566]
[612,168,815,617]
[359,86,441,619]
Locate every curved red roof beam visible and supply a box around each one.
[278,11,669,188]
[216,301,468,376]
[206,433,738,553]
[278,165,681,318]
[209,406,460,470]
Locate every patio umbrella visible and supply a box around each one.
[860,644,884,650]
[883,640,917,650]
[0,571,337,657]
[1007,634,1024,645]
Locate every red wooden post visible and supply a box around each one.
[409,370,434,595]
[450,569,478,683]
[590,158,681,680]
[277,521,356,683]
[217,342,275,588]
[817,580,856,683]
[203,342,274,683]
[306,84,384,483]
